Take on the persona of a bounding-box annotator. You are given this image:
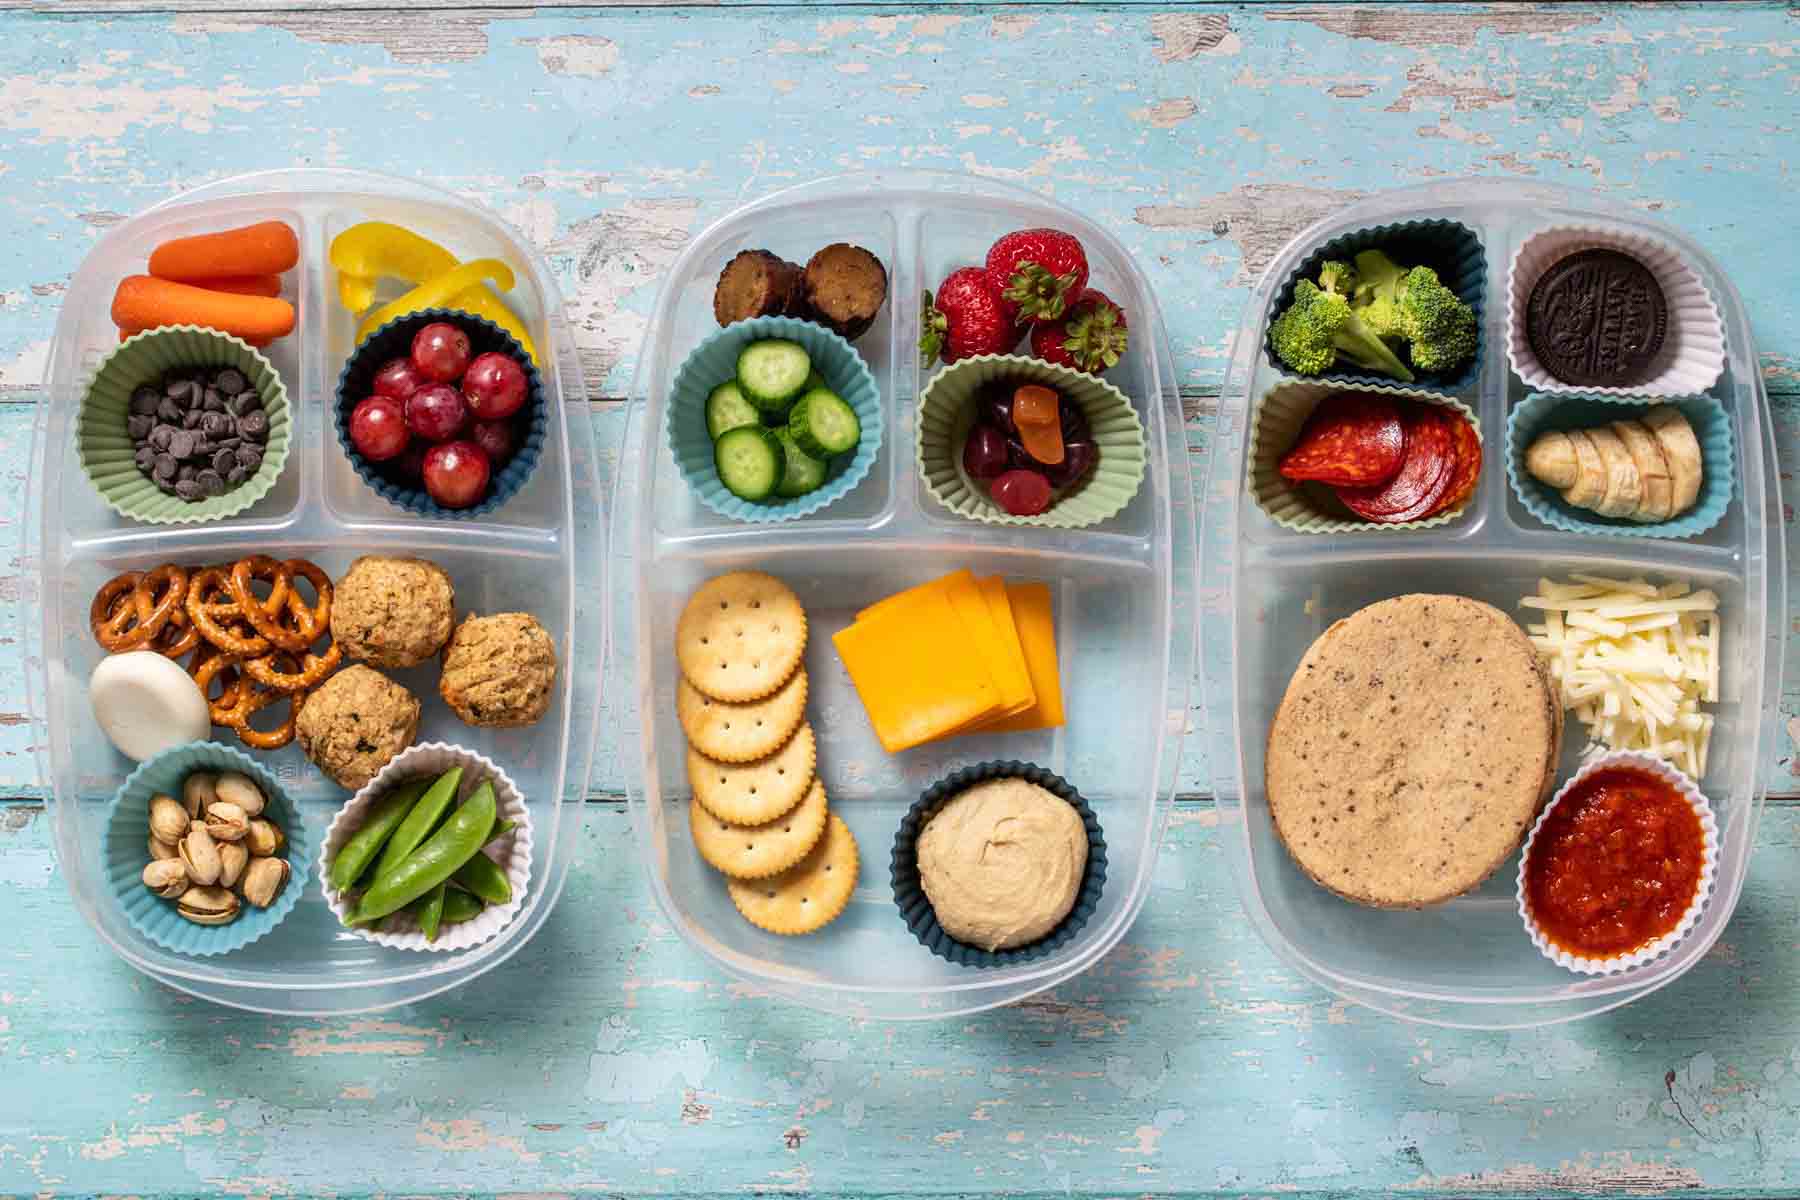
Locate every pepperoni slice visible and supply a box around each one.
[1336,405,1455,523]
[1276,392,1406,488]
[1425,411,1482,518]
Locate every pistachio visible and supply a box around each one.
[180,826,221,886]
[245,818,284,858]
[204,801,250,843]
[142,859,190,899]
[148,794,190,844]
[181,771,218,819]
[149,835,179,862]
[241,857,290,909]
[218,841,249,889]
[177,885,240,925]
[214,771,266,817]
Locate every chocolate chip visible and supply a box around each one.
[165,379,197,403]
[191,437,215,459]
[156,397,183,424]
[174,479,202,502]
[196,469,226,497]
[214,369,246,394]
[130,387,161,416]
[182,409,206,430]
[201,411,232,438]
[152,452,177,480]
[126,414,155,441]
[176,463,197,484]
[156,478,180,497]
[200,387,222,410]
[134,445,157,471]
[148,425,175,452]
[167,430,197,459]
[238,411,269,442]
[217,435,241,451]
[231,391,259,416]
[226,465,249,486]
[235,445,263,472]
[212,447,238,474]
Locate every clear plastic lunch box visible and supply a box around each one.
[20,169,606,1014]
[612,171,1198,1019]
[1199,179,1787,1029]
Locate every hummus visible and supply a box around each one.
[916,778,1088,952]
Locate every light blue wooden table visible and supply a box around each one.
[4,2,1800,1195]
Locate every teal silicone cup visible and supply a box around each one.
[101,740,314,957]
[1506,393,1733,539]
[1263,217,1486,392]
[665,315,882,522]
[891,761,1107,970]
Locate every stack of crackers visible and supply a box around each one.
[675,571,859,936]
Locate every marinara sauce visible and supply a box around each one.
[1523,766,1705,959]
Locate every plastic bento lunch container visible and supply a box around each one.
[1199,179,1785,1029]
[20,169,606,1015]
[612,170,1198,1019]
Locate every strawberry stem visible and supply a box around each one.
[918,290,946,368]
[1062,302,1128,371]
[1001,261,1079,322]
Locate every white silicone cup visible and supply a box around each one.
[319,743,534,953]
[1516,750,1718,976]
[1506,224,1726,397]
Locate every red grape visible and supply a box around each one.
[348,395,409,462]
[990,468,1052,516]
[405,383,468,442]
[462,352,528,420]
[978,382,1017,434]
[388,440,429,484]
[422,440,491,508]
[1044,440,1096,488]
[469,418,516,465]
[961,424,1010,480]
[411,322,471,383]
[372,357,426,401]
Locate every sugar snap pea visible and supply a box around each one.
[371,766,463,882]
[452,848,512,905]
[415,882,447,942]
[328,776,430,892]
[351,781,496,923]
[487,818,516,844]
[441,888,485,925]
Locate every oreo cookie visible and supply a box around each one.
[1526,248,1667,387]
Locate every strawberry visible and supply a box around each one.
[1029,288,1129,374]
[985,228,1089,323]
[920,268,1022,366]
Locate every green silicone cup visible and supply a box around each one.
[1248,381,1481,534]
[78,326,291,525]
[917,355,1146,529]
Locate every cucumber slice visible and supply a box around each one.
[773,428,828,497]
[788,387,861,458]
[713,426,783,501]
[804,368,827,392]
[736,339,812,411]
[705,381,761,440]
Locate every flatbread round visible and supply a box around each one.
[1265,594,1556,908]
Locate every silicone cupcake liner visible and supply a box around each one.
[891,760,1107,970]
[1517,751,1718,976]
[1262,217,1487,392]
[320,742,533,953]
[78,326,291,525]
[1248,381,1480,534]
[917,355,1147,529]
[665,315,882,522]
[1507,224,1726,397]
[101,740,313,957]
[334,308,547,519]
[1507,392,1733,539]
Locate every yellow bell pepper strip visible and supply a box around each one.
[355,258,516,345]
[331,222,539,363]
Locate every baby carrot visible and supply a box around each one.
[148,220,299,281]
[200,274,283,298]
[112,275,296,343]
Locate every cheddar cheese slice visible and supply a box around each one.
[832,587,1002,752]
[980,582,1064,732]
[856,570,1033,720]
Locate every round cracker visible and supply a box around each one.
[689,722,816,825]
[728,811,859,934]
[1265,594,1556,909]
[676,571,808,702]
[678,669,808,763]
[690,777,828,879]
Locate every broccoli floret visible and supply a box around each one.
[1316,259,1358,298]
[1269,280,1416,382]
[1350,250,1409,342]
[1394,266,1477,373]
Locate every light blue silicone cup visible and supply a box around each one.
[102,741,314,957]
[1506,392,1733,539]
[665,316,882,522]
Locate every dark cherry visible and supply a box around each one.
[978,382,1017,435]
[1059,395,1091,443]
[961,424,1010,480]
[1044,440,1097,488]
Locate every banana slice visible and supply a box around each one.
[1643,405,1703,516]
[1581,425,1642,519]
[1610,418,1673,522]
[1561,431,1608,510]
[1524,431,1579,490]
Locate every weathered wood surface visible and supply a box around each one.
[3,3,1800,1196]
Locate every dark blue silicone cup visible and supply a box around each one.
[334,308,547,519]
[891,760,1107,970]
[1262,218,1487,393]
